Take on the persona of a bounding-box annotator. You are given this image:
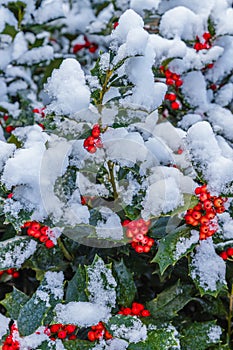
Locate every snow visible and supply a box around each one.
[35,271,64,307]
[130,0,160,15]
[17,46,54,65]
[175,230,199,259]
[0,313,9,339]
[87,257,117,309]
[34,0,64,24]
[159,6,204,40]
[110,316,147,343]
[55,301,110,327]
[96,208,124,240]
[190,238,226,292]
[0,141,16,172]
[186,121,233,193]
[207,325,222,343]
[45,58,91,116]
[17,326,49,350]
[0,237,37,269]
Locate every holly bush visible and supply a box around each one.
[1,0,233,349]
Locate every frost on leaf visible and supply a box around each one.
[0,236,37,269]
[190,238,227,296]
[86,256,117,309]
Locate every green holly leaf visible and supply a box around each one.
[128,326,180,350]
[180,321,222,350]
[151,226,198,275]
[62,340,96,349]
[0,236,37,270]
[113,259,137,307]
[147,280,194,320]
[66,265,88,302]
[107,315,146,343]
[17,271,64,336]
[170,194,199,217]
[1,287,29,319]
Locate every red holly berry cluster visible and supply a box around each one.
[118,302,150,317]
[184,184,226,240]
[73,36,98,54]
[164,93,180,110]
[2,324,20,350]
[33,107,45,118]
[160,66,183,89]
[22,221,55,249]
[122,219,154,253]
[219,247,233,261]
[88,322,112,342]
[48,324,77,341]
[83,124,103,153]
[194,32,212,51]
[0,268,19,279]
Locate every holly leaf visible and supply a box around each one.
[17,272,63,336]
[180,321,222,349]
[151,226,198,275]
[128,327,180,350]
[113,259,137,307]
[1,287,29,319]
[66,265,88,302]
[147,280,194,320]
[0,236,37,270]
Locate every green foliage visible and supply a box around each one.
[65,265,88,302]
[113,259,137,307]
[152,226,198,274]
[1,287,29,319]
[147,280,194,321]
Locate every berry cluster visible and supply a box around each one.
[164,93,180,110]
[0,268,19,279]
[118,302,150,317]
[184,185,226,240]
[160,66,183,89]
[194,32,212,51]
[2,324,20,350]
[22,221,55,249]
[88,322,112,342]
[219,247,233,261]
[83,124,103,153]
[73,36,98,54]
[122,219,154,253]
[48,324,77,341]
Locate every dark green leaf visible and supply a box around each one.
[151,226,198,274]
[147,280,194,320]
[1,287,29,319]
[180,321,222,350]
[113,259,137,307]
[66,266,88,302]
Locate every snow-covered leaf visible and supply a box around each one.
[151,226,199,274]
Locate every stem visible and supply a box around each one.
[98,69,113,112]
[57,237,73,261]
[227,284,233,346]
[107,160,118,200]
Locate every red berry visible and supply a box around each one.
[57,330,67,339]
[122,307,131,315]
[50,324,62,333]
[85,136,95,146]
[40,226,49,235]
[192,211,202,220]
[200,216,210,225]
[91,125,101,138]
[213,198,223,208]
[134,245,144,253]
[105,330,113,340]
[95,138,103,148]
[141,309,150,317]
[143,245,151,253]
[69,334,77,340]
[88,331,96,342]
[200,225,209,234]
[5,125,15,133]
[203,32,211,41]
[171,101,180,110]
[87,145,97,153]
[203,200,213,210]
[227,248,233,257]
[31,222,41,230]
[175,79,183,87]
[113,22,119,29]
[73,44,85,54]
[12,271,20,278]
[220,251,228,260]
[89,44,98,53]
[199,193,208,202]
[65,324,76,334]
[216,206,225,214]
[45,239,55,249]
[166,78,174,85]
